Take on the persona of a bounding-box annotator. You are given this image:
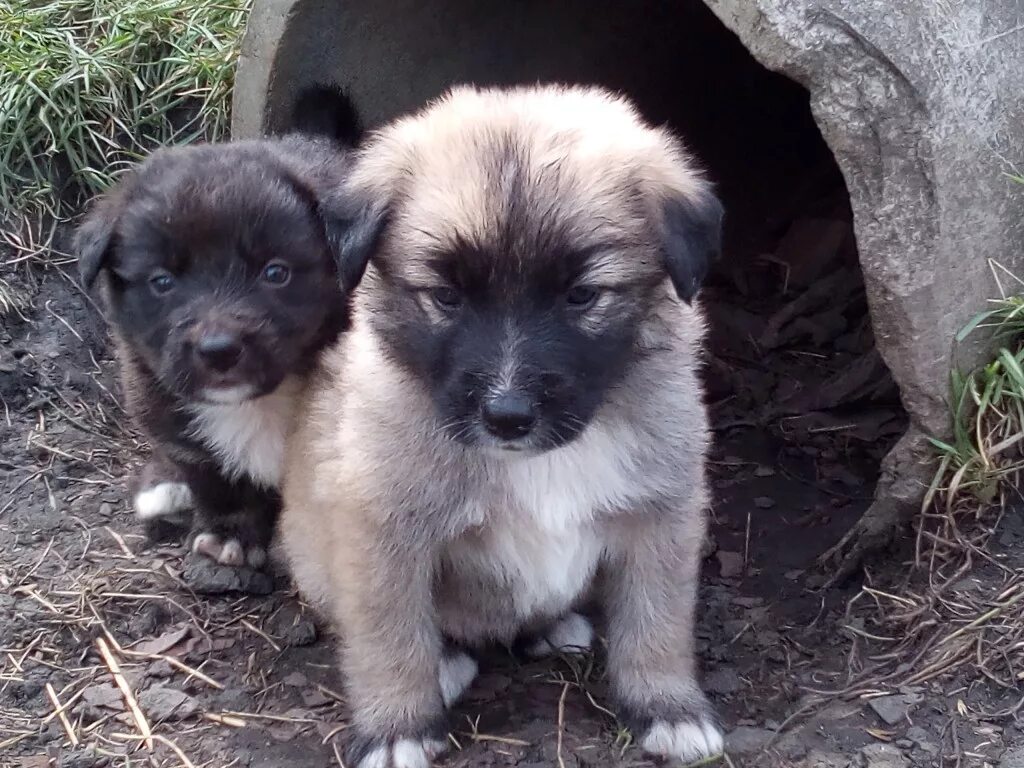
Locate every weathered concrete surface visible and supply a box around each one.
[232,0,1024,570]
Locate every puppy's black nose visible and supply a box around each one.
[195,334,242,372]
[482,392,536,440]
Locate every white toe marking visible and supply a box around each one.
[358,747,388,768]
[192,532,221,558]
[218,539,245,567]
[642,721,675,755]
[246,545,268,569]
[439,652,478,707]
[134,482,193,520]
[642,719,724,762]
[422,738,448,759]
[528,612,594,657]
[701,721,725,754]
[391,740,429,768]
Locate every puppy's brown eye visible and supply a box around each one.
[149,271,175,296]
[566,285,599,309]
[431,286,462,310]
[262,261,291,286]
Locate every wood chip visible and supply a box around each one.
[96,636,153,750]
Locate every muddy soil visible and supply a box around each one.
[2,257,1022,768]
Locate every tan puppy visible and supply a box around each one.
[282,84,725,767]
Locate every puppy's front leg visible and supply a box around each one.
[184,463,276,569]
[335,531,448,768]
[603,502,723,764]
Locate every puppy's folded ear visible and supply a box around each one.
[658,185,724,304]
[74,191,126,290]
[317,188,389,293]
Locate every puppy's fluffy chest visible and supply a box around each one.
[185,376,302,488]
[444,419,650,619]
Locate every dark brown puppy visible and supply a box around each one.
[77,115,358,568]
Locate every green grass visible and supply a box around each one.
[0,0,252,222]
[925,267,1024,511]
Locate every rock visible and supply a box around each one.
[725,726,773,755]
[301,687,332,707]
[282,672,308,687]
[282,618,317,647]
[704,667,742,695]
[716,550,744,578]
[80,683,123,711]
[146,660,175,679]
[754,496,775,509]
[867,694,915,726]
[182,553,274,595]
[859,743,908,768]
[803,750,852,768]
[1000,746,1024,767]
[904,726,929,745]
[134,625,190,656]
[138,685,199,722]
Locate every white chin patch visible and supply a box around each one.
[358,738,448,768]
[438,651,478,707]
[527,612,595,657]
[200,384,256,404]
[134,482,193,520]
[641,719,724,763]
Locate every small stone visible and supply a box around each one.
[859,743,909,768]
[904,726,929,745]
[999,746,1024,766]
[146,660,174,679]
[754,465,775,477]
[867,694,916,726]
[282,618,317,647]
[134,626,190,656]
[282,672,308,687]
[716,550,744,579]
[138,685,199,722]
[81,683,124,711]
[182,553,274,595]
[802,749,849,767]
[704,667,741,695]
[98,502,113,518]
[754,496,776,509]
[301,688,332,707]
[725,726,773,755]
[734,596,764,608]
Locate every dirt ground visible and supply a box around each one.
[2,244,1023,768]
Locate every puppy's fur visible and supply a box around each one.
[281,84,725,767]
[77,126,358,568]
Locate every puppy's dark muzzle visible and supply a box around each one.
[482,392,537,440]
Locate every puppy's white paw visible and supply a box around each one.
[191,532,265,569]
[134,481,193,520]
[438,651,477,707]
[527,612,594,657]
[358,737,448,768]
[641,718,724,764]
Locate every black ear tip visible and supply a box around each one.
[73,205,117,289]
[660,187,724,303]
